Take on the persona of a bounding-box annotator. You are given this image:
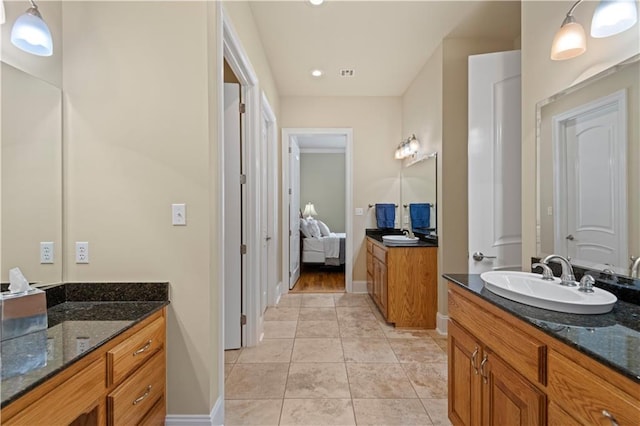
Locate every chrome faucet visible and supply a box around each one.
[402,228,415,238]
[630,256,640,279]
[542,255,577,286]
[532,263,555,281]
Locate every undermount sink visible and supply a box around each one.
[382,235,420,245]
[480,271,617,314]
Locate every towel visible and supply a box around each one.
[410,203,431,229]
[375,204,396,229]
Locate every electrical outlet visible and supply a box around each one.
[75,242,89,263]
[40,242,54,264]
[76,337,91,355]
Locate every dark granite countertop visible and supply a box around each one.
[1,282,169,407]
[366,228,438,247]
[444,274,640,383]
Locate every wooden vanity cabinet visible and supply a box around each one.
[366,237,437,328]
[2,308,167,426]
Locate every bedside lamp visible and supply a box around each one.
[303,202,317,220]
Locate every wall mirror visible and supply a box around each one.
[400,153,437,236]
[1,62,63,285]
[536,54,639,277]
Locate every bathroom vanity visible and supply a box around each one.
[1,283,169,425]
[366,232,438,328]
[445,274,639,426]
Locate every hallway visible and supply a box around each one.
[224,293,450,425]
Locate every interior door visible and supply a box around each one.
[468,50,522,273]
[289,138,301,289]
[260,114,268,315]
[224,83,242,350]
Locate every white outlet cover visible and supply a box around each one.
[75,242,89,264]
[355,208,364,216]
[172,203,186,225]
[40,242,54,264]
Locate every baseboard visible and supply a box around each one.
[351,280,368,294]
[165,396,223,426]
[436,312,449,335]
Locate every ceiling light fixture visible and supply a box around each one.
[311,69,323,77]
[10,0,53,56]
[550,0,587,60]
[591,0,638,38]
[309,0,324,6]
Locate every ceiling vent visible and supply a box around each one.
[339,69,355,77]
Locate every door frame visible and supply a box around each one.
[281,128,354,294]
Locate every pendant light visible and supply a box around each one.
[11,0,53,57]
[591,0,638,38]
[550,0,587,60]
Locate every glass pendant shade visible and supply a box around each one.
[550,21,587,60]
[11,7,53,57]
[591,0,638,38]
[408,136,420,153]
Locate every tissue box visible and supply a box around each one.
[0,288,48,379]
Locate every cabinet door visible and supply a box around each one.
[379,260,388,315]
[482,350,545,426]
[448,321,482,426]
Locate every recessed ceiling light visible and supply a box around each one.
[311,69,323,77]
[309,0,324,5]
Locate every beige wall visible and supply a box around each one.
[521,0,640,269]
[300,153,346,232]
[62,1,218,415]
[281,96,402,281]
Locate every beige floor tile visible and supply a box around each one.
[421,399,452,426]
[225,364,234,382]
[285,363,350,398]
[426,330,448,340]
[436,339,448,352]
[237,339,293,363]
[263,321,298,339]
[336,307,377,322]
[334,293,371,307]
[295,320,340,338]
[298,307,337,321]
[346,363,417,399]
[278,293,303,307]
[224,399,283,425]
[225,349,242,364]
[280,399,355,426]
[403,363,448,398]
[342,338,398,363]
[384,328,439,339]
[301,294,336,307]
[339,319,386,338]
[390,338,448,363]
[353,399,433,425]
[264,307,300,321]
[292,338,344,362]
[225,363,289,399]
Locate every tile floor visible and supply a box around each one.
[224,293,451,425]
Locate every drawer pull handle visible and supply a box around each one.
[132,385,152,405]
[480,354,489,384]
[133,340,152,356]
[602,410,619,426]
[471,347,479,375]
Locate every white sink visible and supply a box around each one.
[480,271,617,314]
[382,235,420,245]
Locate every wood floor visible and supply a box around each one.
[290,268,345,293]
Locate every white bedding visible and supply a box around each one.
[302,233,346,264]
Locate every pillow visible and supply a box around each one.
[307,219,322,238]
[300,218,313,238]
[317,220,331,237]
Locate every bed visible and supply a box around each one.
[300,218,346,266]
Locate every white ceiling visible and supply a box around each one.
[248,1,521,97]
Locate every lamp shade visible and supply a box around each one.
[550,21,587,60]
[303,203,318,218]
[591,0,638,38]
[11,7,53,57]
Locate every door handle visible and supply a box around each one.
[472,252,497,262]
[266,236,272,241]
[566,234,575,241]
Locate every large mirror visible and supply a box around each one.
[1,62,63,284]
[537,55,639,277]
[400,153,438,236]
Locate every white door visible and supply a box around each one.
[289,138,301,288]
[553,91,627,269]
[468,50,522,273]
[224,83,242,349]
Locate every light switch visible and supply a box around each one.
[172,203,186,225]
[547,206,553,216]
[355,208,364,216]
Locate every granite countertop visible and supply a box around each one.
[444,274,640,383]
[365,228,438,247]
[1,282,169,407]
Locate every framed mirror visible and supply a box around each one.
[536,54,639,277]
[1,62,63,285]
[400,152,438,236]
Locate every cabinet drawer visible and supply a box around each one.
[548,350,640,425]
[548,402,581,426]
[139,396,166,426]
[448,288,546,385]
[372,244,387,263]
[107,315,165,386]
[108,350,165,426]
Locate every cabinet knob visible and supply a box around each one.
[602,410,619,426]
